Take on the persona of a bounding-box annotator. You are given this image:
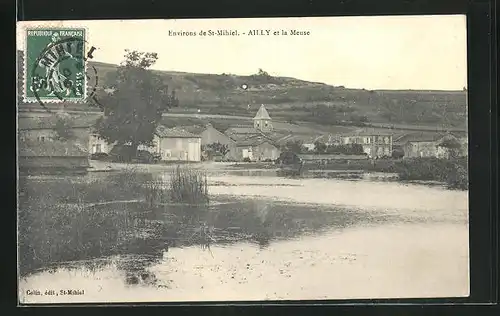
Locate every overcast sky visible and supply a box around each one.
[17,15,467,90]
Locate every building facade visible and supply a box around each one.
[397,132,468,159]
[333,130,393,158]
[18,115,99,155]
[139,125,202,162]
[18,140,90,175]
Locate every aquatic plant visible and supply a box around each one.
[167,165,209,205]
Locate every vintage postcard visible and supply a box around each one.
[17,16,469,304]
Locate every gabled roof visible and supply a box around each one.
[338,127,393,137]
[253,104,271,120]
[394,132,453,144]
[18,140,88,157]
[175,125,208,135]
[225,126,261,135]
[155,125,200,138]
[235,134,276,147]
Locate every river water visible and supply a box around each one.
[18,166,469,303]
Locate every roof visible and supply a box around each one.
[253,104,271,120]
[18,114,100,130]
[18,140,88,157]
[338,127,393,137]
[296,153,368,160]
[155,125,200,138]
[393,132,453,144]
[175,125,209,135]
[235,135,276,147]
[225,126,262,135]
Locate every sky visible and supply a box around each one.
[17,15,467,90]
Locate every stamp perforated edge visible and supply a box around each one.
[21,24,90,104]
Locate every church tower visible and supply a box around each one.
[253,104,273,133]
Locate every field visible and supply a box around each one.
[17,57,468,132]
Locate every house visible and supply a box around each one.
[334,128,393,158]
[18,140,90,175]
[138,125,202,162]
[395,132,467,158]
[226,134,281,162]
[18,114,101,155]
[275,133,327,152]
[177,123,233,146]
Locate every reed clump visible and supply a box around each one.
[167,165,209,205]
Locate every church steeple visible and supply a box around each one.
[253,104,273,133]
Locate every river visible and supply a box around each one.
[18,166,469,303]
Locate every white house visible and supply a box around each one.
[139,125,202,162]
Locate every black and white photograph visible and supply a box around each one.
[17,16,469,303]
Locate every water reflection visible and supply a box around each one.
[18,167,468,301]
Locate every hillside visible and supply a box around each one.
[90,61,467,130]
[17,55,468,131]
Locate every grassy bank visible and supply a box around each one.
[386,157,468,190]
[279,157,468,190]
[18,166,210,277]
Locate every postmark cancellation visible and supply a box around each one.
[22,28,87,103]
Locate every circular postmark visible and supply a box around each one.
[29,35,101,112]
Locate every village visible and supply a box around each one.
[17,103,468,175]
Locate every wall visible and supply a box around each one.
[403,141,438,158]
[158,137,201,162]
[227,145,245,161]
[341,135,392,158]
[89,134,115,154]
[254,119,273,133]
[252,142,281,161]
[19,127,91,153]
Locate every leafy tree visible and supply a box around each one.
[54,117,74,141]
[282,140,304,154]
[257,68,270,77]
[325,144,364,155]
[95,50,179,160]
[438,138,462,159]
[313,141,327,154]
[203,142,230,157]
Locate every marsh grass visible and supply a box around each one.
[388,157,469,190]
[167,165,209,205]
[18,165,212,277]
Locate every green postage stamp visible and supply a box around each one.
[24,28,87,103]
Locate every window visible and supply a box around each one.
[384,137,389,144]
[39,136,45,142]
[265,122,268,127]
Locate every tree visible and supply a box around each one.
[438,138,462,159]
[95,50,179,161]
[313,141,327,154]
[282,140,304,154]
[326,144,364,155]
[203,142,230,157]
[54,117,74,141]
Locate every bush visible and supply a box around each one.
[242,157,251,162]
[391,157,468,190]
[90,152,109,160]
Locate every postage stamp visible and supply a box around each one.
[24,28,87,103]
